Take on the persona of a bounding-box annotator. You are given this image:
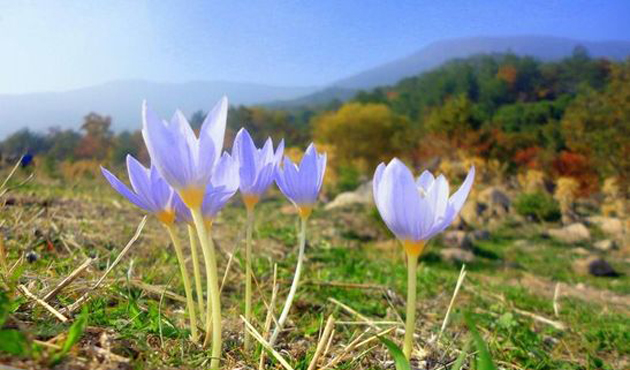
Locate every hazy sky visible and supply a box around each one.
[1,0,629,94]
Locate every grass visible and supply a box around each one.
[0,170,628,369]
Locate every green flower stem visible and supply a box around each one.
[190,208,221,370]
[165,224,199,344]
[403,252,419,359]
[187,224,206,325]
[244,207,254,352]
[269,214,308,346]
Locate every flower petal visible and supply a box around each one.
[142,102,190,189]
[449,166,475,212]
[199,96,228,162]
[416,170,435,191]
[101,166,150,211]
[377,159,423,241]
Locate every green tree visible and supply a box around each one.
[561,61,630,190]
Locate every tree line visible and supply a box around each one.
[1,47,628,196]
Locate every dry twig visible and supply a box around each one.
[18,284,68,322]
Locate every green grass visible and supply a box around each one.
[0,173,628,369]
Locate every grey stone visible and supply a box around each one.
[440,248,475,263]
[594,239,616,252]
[547,223,591,244]
[442,230,473,250]
[325,181,373,210]
[573,256,619,277]
[587,216,625,238]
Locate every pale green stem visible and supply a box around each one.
[269,215,307,346]
[244,207,254,352]
[165,224,199,344]
[187,224,206,325]
[403,252,419,359]
[190,208,222,370]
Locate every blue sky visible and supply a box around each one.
[1,0,629,94]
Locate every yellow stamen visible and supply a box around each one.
[402,240,426,257]
[297,205,313,220]
[156,210,176,225]
[242,194,260,211]
[180,187,205,209]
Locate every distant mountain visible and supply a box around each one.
[0,80,318,139]
[265,86,356,109]
[332,36,630,89]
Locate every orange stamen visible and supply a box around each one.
[242,194,260,211]
[156,210,176,225]
[402,240,426,257]
[180,187,205,209]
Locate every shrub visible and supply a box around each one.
[514,191,561,222]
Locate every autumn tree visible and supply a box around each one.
[313,103,414,170]
[75,113,113,160]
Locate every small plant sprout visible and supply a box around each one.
[232,128,284,351]
[372,158,474,359]
[270,143,326,345]
[142,98,228,369]
[101,155,199,343]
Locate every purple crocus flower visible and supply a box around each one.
[101,155,175,224]
[275,143,326,218]
[174,152,240,225]
[373,158,474,359]
[232,128,284,209]
[142,97,228,208]
[373,158,475,249]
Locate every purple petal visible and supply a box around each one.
[449,166,475,212]
[199,96,228,162]
[376,159,423,241]
[101,166,150,211]
[416,170,435,191]
[142,102,191,189]
[233,128,258,192]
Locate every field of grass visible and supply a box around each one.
[1,170,628,369]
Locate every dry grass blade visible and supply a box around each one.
[0,156,24,196]
[241,315,294,370]
[18,284,68,322]
[130,280,186,303]
[320,326,395,370]
[437,263,467,341]
[42,258,94,303]
[307,315,335,370]
[328,297,378,330]
[62,216,147,314]
[513,307,566,330]
[258,264,279,370]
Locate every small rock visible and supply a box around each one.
[442,230,473,250]
[573,256,619,277]
[594,239,616,252]
[478,187,511,212]
[573,247,590,255]
[26,251,39,263]
[547,223,591,244]
[325,181,373,210]
[440,248,475,263]
[587,216,625,238]
[470,229,491,242]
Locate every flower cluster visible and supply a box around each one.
[101,97,326,368]
[102,96,473,365]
